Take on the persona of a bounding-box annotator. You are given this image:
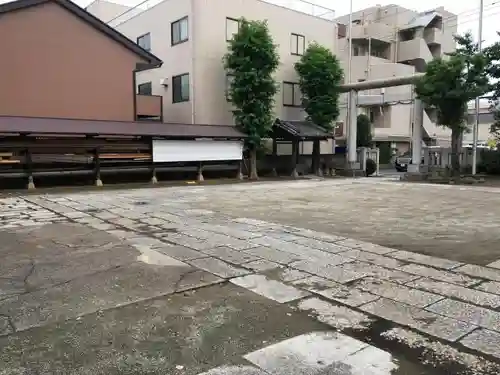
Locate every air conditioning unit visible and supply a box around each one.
[159,78,169,87]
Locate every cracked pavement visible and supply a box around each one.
[1,179,500,374]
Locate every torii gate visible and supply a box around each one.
[340,73,425,173]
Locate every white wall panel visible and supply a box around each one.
[152,140,243,162]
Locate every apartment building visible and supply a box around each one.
[88,0,338,153]
[335,4,457,155]
[464,101,498,146]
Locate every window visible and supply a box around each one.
[171,17,189,45]
[226,18,240,41]
[138,82,152,95]
[283,82,301,107]
[290,33,305,56]
[137,33,151,51]
[225,74,235,101]
[172,73,190,103]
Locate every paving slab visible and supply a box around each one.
[244,246,304,265]
[0,261,221,333]
[251,237,351,265]
[399,263,478,287]
[360,298,477,342]
[291,237,349,253]
[189,257,250,279]
[296,297,374,331]
[476,281,500,295]
[243,331,369,375]
[315,284,380,308]
[389,250,462,270]
[337,249,403,269]
[197,366,268,375]
[382,327,500,374]
[336,239,396,255]
[486,260,500,269]
[231,274,310,303]
[0,283,328,375]
[353,278,443,308]
[291,276,339,292]
[407,278,500,308]
[290,260,363,284]
[426,298,500,332]
[152,243,209,261]
[263,268,311,283]
[242,259,282,272]
[454,264,500,282]
[460,329,500,359]
[341,261,419,284]
[202,246,260,265]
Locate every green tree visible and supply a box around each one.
[295,43,343,173]
[485,37,500,141]
[223,18,279,180]
[415,33,489,175]
[356,114,373,148]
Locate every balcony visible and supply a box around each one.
[350,23,394,44]
[397,38,433,72]
[136,94,163,121]
[424,27,442,46]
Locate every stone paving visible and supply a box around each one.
[1,179,500,374]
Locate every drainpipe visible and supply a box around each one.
[190,0,196,124]
[367,37,371,95]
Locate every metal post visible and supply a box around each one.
[347,90,358,169]
[408,99,423,173]
[345,0,353,166]
[472,0,484,175]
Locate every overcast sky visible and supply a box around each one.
[3,0,499,45]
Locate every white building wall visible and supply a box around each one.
[191,0,336,127]
[92,0,194,124]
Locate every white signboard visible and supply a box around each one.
[152,139,243,163]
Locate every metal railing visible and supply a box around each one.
[107,0,335,27]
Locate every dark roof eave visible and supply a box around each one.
[0,116,247,139]
[0,0,163,66]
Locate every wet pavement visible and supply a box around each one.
[1,178,500,374]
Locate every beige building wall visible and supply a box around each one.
[335,4,457,149]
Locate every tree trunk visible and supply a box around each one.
[249,146,259,180]
[450,127,461,177]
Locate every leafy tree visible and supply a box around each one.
[415,33,489,175]
[223,18,279,180]
[485,38,500,141]
[295,43,343,173]
[356,114,373,148]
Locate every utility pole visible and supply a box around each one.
[472,0,484,175]
[346,0,354,170]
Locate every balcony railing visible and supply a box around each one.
[350,23,394,43]
[136,94,163,121]
[108,0,335,27]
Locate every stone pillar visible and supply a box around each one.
[94,148,103,186]
[291,140,299,178]
[347,90,359,170]
[197,163,204,182]
[151,165,158,184]
[408,99,423,173]
[236,161,244,180]
[26,149,35,190]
